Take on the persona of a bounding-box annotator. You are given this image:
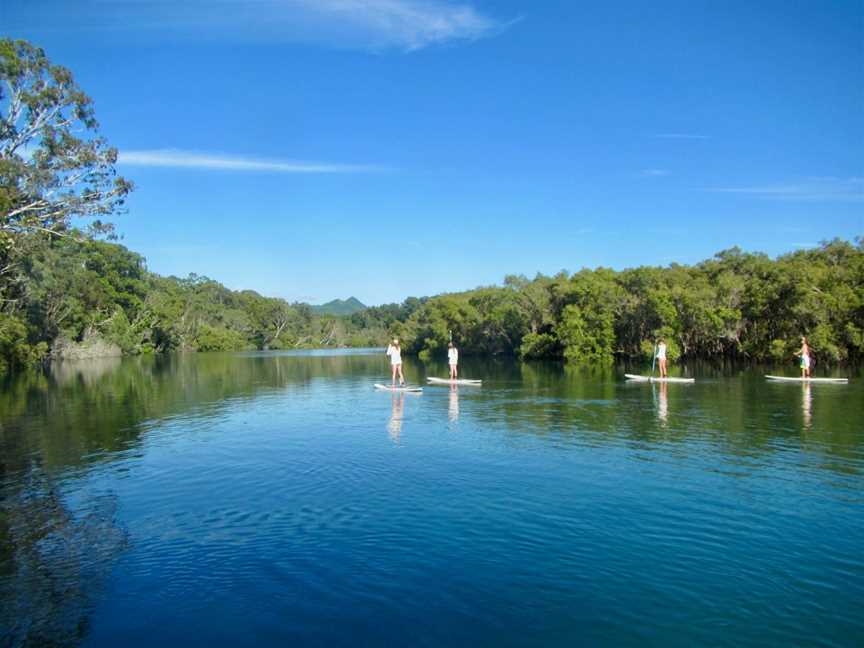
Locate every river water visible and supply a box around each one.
[1,350,862,646]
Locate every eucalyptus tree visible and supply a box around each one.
[1,39,133,370]
[1,38,132,270]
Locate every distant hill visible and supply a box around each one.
[310,297,367,316]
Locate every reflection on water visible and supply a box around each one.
[654,381,669,427]
[802,382,813,430]
[51,356,123,386]
[448,385,459,423]
[0,475,127,647]
[388,392,404,443]
[0,352,862,646]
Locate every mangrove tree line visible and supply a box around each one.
[392,238,864,365]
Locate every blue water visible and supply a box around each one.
[1,351,862,646]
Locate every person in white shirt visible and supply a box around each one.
[385,338,405,386]
[656,339,668,378]
[795,336,811,378]
[447,342,459,379]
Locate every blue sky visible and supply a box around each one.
[5,0,863,305]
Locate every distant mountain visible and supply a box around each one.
[310,297,367,316]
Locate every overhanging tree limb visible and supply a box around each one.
[1,39,133,254]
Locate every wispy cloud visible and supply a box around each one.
[293,0,502,50]
[705,177,864,202]
[640,169,670,177]
[651,133,711,140]
[118,149,386,173]
[47,0,506,51]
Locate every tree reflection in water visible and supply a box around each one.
[0,352,861,645]
[1,473,127,647]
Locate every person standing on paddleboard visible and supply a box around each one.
[656,339,668,378]
[448,342,459,380]
[386,338,406,386]
[795,336,811,379]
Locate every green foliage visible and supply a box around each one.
[552,270,621,363]
[394,238,863,366]
[193,325,248,352]
[769,339,789,362]
[557,304,616,363]
[639,339,656,362]
[519,332,559,359]
[0,235,346,370]
[103,307,146,354]
[1,39,133,371]
[0,313,48,372]
[1,38,132,255]
[20,236,148,340]
[1,229,862,373]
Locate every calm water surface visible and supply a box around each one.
[1,351,862,646]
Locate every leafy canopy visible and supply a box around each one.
[0,38,132,255]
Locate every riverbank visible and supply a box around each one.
[3,237,862,375]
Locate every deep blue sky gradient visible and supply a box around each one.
[4,0,862,304]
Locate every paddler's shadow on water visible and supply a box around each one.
[388,392,405,443]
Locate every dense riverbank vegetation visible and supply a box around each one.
[0,234,861,373]
[0,234,396,372]
[394,238,863,365]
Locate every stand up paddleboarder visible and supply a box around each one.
[448,342,459,380]
[656,339,668,378]
[795,336,811,379]
[386,338,406,386]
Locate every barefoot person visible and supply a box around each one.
[656,339,668,378]
[386,338,406,386]
[795,336,811,379]
[447,342,459,380]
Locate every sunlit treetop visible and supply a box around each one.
[0,38,133,254]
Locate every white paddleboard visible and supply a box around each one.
[765,375,848,384]
[427,377,482,386]
[374,383,423,392]
[625,374,695,384]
